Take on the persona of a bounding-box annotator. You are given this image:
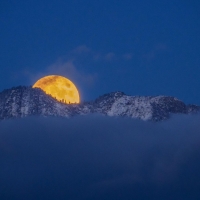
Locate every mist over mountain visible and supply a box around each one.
[1,86,200,199]
[0,86,199,121]
[1,115,200,200]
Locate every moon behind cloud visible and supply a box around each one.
[33,75,80,104]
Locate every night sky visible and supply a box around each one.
[1,1,200,200]
[1,0,200,103]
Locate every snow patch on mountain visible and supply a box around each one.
[108,96,152,120]
[0,86,199,121]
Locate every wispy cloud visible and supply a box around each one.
[142,43,168,62]
[46,60,97,87]
[123,53,134,60]
[71,45,91,55]
[104,52,116,61]
[69,45,133,62]
[23,45,133,87]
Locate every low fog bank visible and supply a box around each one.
[0,114,200,200]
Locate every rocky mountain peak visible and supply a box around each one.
[0,86,199,121]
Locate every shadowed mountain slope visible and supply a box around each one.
[0,86,199,121]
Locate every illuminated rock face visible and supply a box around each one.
[0,86,199,121]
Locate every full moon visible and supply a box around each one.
[33,75,80,104]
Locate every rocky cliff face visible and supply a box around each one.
[0,86,199,121]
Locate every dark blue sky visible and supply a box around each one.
[1,0,200,103]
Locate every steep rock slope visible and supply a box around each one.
[0,86,72,119]
[0,86,199,121]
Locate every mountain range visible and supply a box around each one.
[0,86,199,121]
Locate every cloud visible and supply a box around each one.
[143,43,168,62]
[94,51,133,62]
[46,60,97,87]
[104,52,116,61]
[71,45,91,55]
[45,46,96,86]
[27,59,97,90]
[123,53,133,60]
[0,115,200,199]
[69,45,132,62]
[22,45,134,88]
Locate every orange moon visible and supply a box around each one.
[32,75,80,104]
